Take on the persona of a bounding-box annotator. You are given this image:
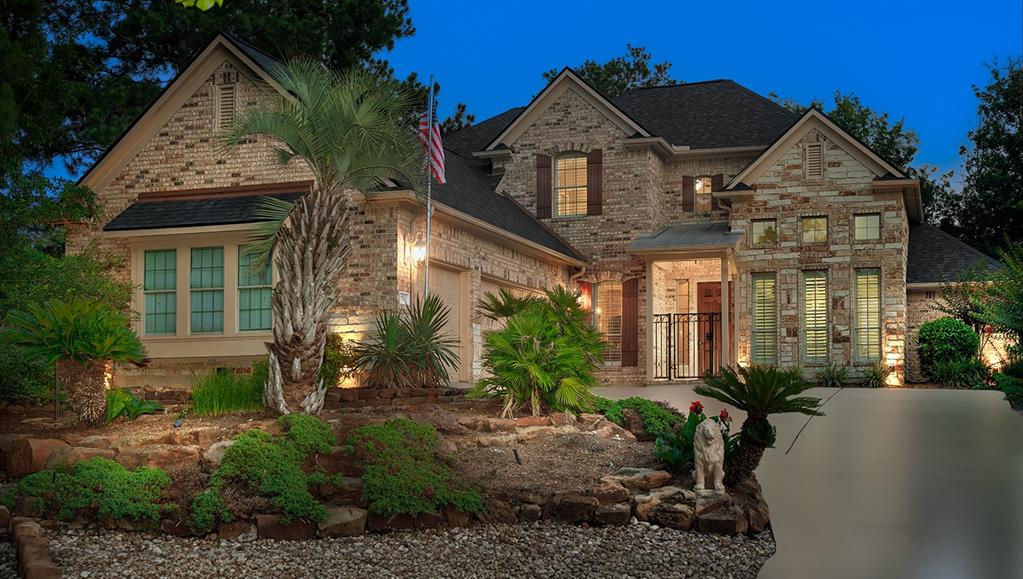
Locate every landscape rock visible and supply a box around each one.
[593,502,631,526]
[620,408,655,441]
[591,480,630,504]
[255,515,316,540]
[318,507,367,537]
[513,416,552,427]
[233,420,283,437]
[553,494,599,524]
[478,498,517,524]
[475,434,516,447]
[7,438,69,477]
[218,521,257,542]
[75,436,112,449]
[44,446,116,469]
[606,467,673,492]
[516,503,542,522]
[442,507,471,527]
[591,421,638,442]
[697,504,749,535]
[203,440,234,468]
[515,426,558,443]
[13,497,44,518]
[366,513,415,532]
[549,412,576,427]
[0,505,9,530]
[414,511,444,530]
[651,503,695,530]
[116,444,200,471]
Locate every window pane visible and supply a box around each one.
[190,247,223,333]
[751,273,777,365]
[554,155,588,217]
[854,214,881,241]
[802,216,827,243]
[855,268,881,360]
[803,271,828,363]
[143,250,176,335]
[595,282,622,366]
[752,220,777,246]
[238,244,273,331]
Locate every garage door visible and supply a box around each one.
[427,264,467,382]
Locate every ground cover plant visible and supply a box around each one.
[593,396,683,440]
[1,457,172,523]
[654,401,739,473]
[189,414,336,533]
[347,418,482,517]
[190,359,267,416]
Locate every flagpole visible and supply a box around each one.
[423,75,434,298]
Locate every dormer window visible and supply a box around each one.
[216,84,237,129]
[554,154,588,217]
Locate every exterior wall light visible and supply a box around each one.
[411,231,427,265]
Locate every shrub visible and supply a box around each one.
[352,295,459,388]
[982,242,1023,343]
[994,373,1023,409]
[930,358,992,389]
[0,457,172,522]
[348,418,483,516]
[469,286,603,418]
[814,362,849,388]
[593,397,683,440]
[189,413,336,533]
[917,318,980,377]
[190,360,266,416]
[862,360,893,388]
[106,388,163,422]
[320,334,356,388]
[654,402,738,473]
[0,342,54,404]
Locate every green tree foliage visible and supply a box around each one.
[934,265,994,335]
[934,60,1022,256]
[175,0,224,10]
[544,44,676,97]
[440,102,476,136]
[981,242,1023,343]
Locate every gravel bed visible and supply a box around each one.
[0,539,15,578]
[48,522,774,579]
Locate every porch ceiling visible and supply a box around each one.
[627,221,742,254]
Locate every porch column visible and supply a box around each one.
[720,256,730,369]
[645,258,654,384]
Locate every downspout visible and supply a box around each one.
[569,265,587,287]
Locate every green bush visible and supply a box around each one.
[190,360,266,415]
[918,318,980,377]
[0,342,54,404]
[470,286,604,418]
[320,334,356,388]
[814,362,849,388]
[862,360,893,388]
[593,397,683,440]
[654,402,739,473]
[106,388,163,422]
[348,418,483,517]
[0,457,172,522]
[930,357,992,389]
[189,413,336,533]
[994,373,1023,409]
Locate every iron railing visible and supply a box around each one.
[652,312,721,380]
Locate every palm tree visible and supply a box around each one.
[222,60,422,414]
[695,365,823,486]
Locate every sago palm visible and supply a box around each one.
[695,365,823,486]
[221,59,422,414]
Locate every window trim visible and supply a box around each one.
[750,219,779,247]
[751,272,778,365]
[853,213,882,242]
[801,215,828,244]
[802,270,829,365]
[552,152,588,218]
[853,267,883,363]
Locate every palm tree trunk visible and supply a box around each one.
[723,414,769,486]
[59,359,109,426]
[264,187,351,414]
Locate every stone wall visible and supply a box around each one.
[729,129,908,382]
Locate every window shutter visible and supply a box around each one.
[711,173,723,210]
[682,176,695,211]
[621,278,639,367]
[586,149,603,215]
[805,143,824,180]
[536,154,552,219]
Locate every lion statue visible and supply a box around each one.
[693,418,726,493]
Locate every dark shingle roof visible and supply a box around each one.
[907,223,1002,284]
[104,193,302,231]
[444,107,524,158]
[431,151,583,260]
[611,81,799,149]
[628,221,742,252]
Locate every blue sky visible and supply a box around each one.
[382,0,1022,176]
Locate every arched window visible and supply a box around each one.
[554,153,588,217]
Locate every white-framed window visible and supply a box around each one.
[143,249,177,335]
[751,219,778,246]
[695,175,713,211]
[854,213,881,241]
[803,270,829,364]
[854,268,882,361]
[751,272,777,365]
[190,247,224,333]
[554,154,588,217]
[594,281,623,366]
[238,245,273,331]
[802,216,828,243]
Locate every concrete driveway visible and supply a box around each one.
[598,385,1023,579]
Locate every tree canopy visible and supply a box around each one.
[544,44,676,97]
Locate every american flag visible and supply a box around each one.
[418,111,446,185]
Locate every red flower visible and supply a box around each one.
[719,408,732,423]
[689,401,704,415]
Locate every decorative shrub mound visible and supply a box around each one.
[1,457,172,522]
[654,401,738,473]
[190,359,267,415]
[593,397,683,440]
[918,317,980,377]
[929,357,992,389]
[348,418,482,517]
[190,414,336,533]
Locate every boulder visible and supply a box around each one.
[12,520,42,542]
[16,536,59,579]
[0,505,9,530]
[517,503,542,522]
[116,444,200,471]
[255,514,317,540]
[591,480,630,504]
[621,408,655,441]
[593,502,631,526]
[0,433,31,467]
[367,513,415,532]
[75,435,112,449]
[6,438,69,478]
[442,506,471,527]
[697,504,749,535]
[414,511,444,529]
[554,494,599,524]
[513,415,552,427]
[153,427,221,447]
[317,476,363,505]
[318,507,367,537]
[44,446,116,469]
[475,434,516,447]
[203,440,234,468]
[233,419,283,437]
[160,519,194,537]
[606,468,673,492]
[515,426,559,443]
[651,503,695,530]
[478,498,517,524]
[630,486,688,521]
[218,521,257,542]
[591,421,637,442]
[576,413,605,430]
[549,412,576,427]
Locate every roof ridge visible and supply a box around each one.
[620,79,732,92]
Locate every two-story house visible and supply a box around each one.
[69,35,1001,389]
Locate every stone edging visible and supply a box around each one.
[4,506,60,579]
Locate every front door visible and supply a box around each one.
[697,282,721,375]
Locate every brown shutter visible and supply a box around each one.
[586,149,603,215]
[711,174,724,210]
[621,278,639,367]
[682,176,695,211]
[536,153,552,219]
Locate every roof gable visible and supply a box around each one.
[483,68,651,151]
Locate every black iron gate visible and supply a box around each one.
[652,313,721,380]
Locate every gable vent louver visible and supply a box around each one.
[217,84,237,129]
[805,142,824,181]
